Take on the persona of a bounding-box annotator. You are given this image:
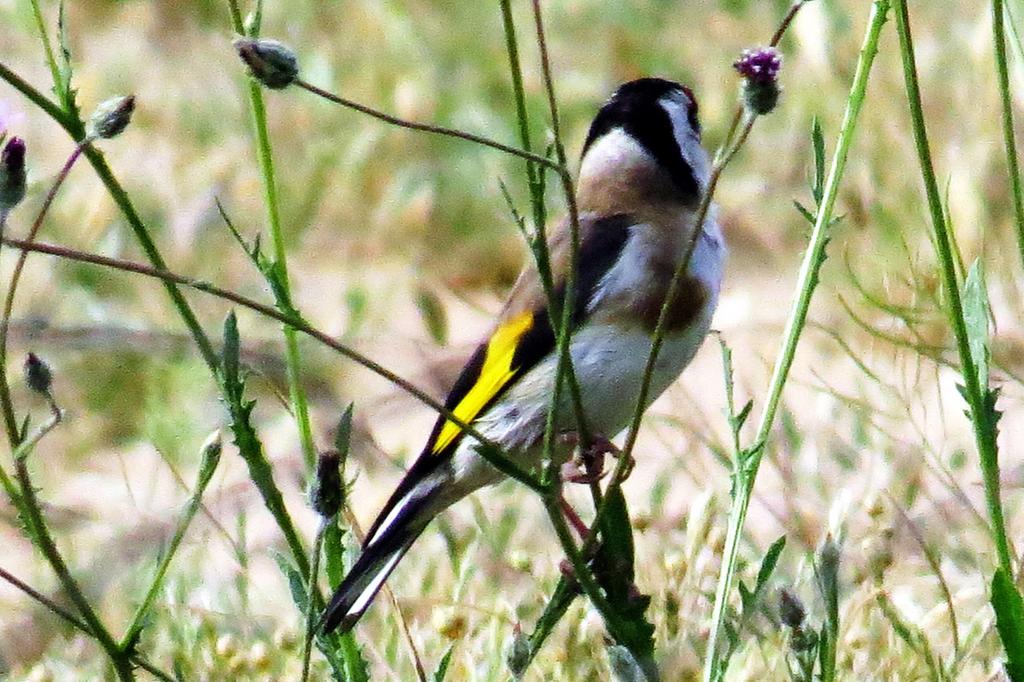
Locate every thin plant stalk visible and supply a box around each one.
[227,1,317,473]
[991,0,1024,270]
[27,0,62,100]
[0,566,174,681]
[703,3,891,678]
[294,79,560,172]
[528,0,593,475]
[0,235,543,491]
[119,436,222,650]
[893,0,1013,575]
[0,140,89,446]
[301,520,328,682]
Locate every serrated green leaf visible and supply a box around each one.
[992,568,1024,681]
[734,400,753,432]
[221,311,240,389]
[334,403,354,457]
[433,645,455,681]
[416,286,449,345]
[274,552,308,611]
[793,199,816,225]
[323,519,346,590]
[738,581,753,613]
[963,259,991,388]
[755,535,787,593]
[811,117,825,205]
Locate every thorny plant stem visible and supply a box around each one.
[0,566,174,682]
[230,6,318,474]
[991,0,1024,271]
[893,0,1013,575]
[295,79,562,173]
[704,3,891,678]
[0,141,89,447]
[0,235,545,494]
[301,520,328,682]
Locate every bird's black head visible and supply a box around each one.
[581,78,701,200]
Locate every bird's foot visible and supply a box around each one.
[559,433,621,484]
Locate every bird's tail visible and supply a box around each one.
[320,479,441,634]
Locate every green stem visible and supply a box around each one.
[301,519,327,682]
[529,0,591,481]
[703,4,890,678]
[541,494,629,643]
[27,0,62,100]
[120,436,222,650]
[230,6,317,473]
[991,0,1024,271]
[13,412,134,680]
[893,0,1013,575]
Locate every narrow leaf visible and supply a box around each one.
[432,645,455,682]
[992,568,1024,681]
[793,200,817,225]
[334,403,354,460]
[416,286,449,345]
[755,535,787,593]
[963,259,991,388]
[812,117,825,204]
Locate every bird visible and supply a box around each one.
[321,77,726,634]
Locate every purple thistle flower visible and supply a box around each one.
[734,47,783,115]
[0,136,27,214]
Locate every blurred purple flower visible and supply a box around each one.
[734,47,782,115]
[734,47,782,83]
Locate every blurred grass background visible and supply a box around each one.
[1,0,1023,679]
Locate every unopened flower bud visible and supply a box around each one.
[88,95,136,139]
[233,38,299,90]
[311,449,343,518]
[734,47,782,115]
[778,587,806,628]
[506,622,530,680]
[0,136,27,213]
[24,353,52,395]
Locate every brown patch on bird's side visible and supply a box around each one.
[635,274,708,333]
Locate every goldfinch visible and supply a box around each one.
[322,77,725,633]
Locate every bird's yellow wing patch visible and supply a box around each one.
[431,311,534,454]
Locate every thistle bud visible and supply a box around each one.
[0,136,27,214]
[734,47,782,115]
[505,622,530,680]
[88,96,136,139]
[233,38,299,90]
[310,449,343,518]
[778,588,806,628]
[24,352,52,395]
